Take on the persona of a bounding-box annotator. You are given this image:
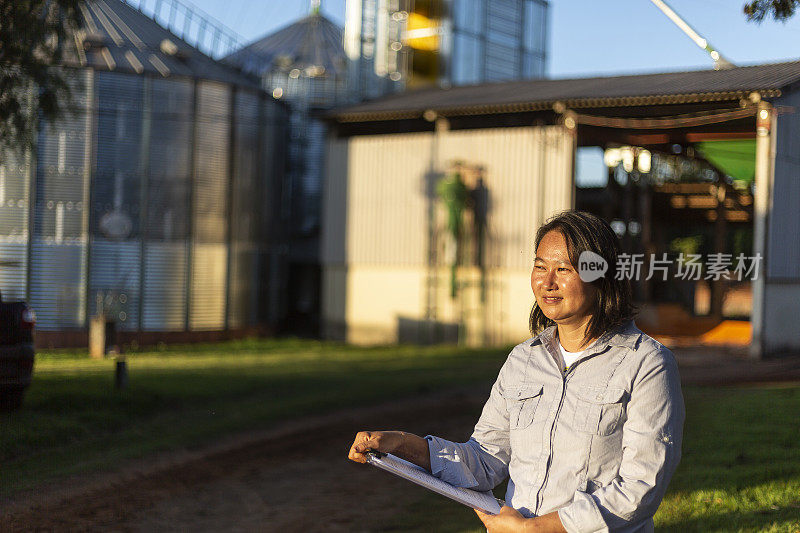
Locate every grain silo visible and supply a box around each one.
[226,7,349,335]
[0,0,287,347]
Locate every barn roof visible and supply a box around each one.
[331,60,800,122]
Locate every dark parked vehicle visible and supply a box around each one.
[0,291,36,411]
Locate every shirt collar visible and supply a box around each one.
[530,319,641,352]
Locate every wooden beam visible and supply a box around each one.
[685,131,755,142]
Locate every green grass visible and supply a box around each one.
[1,338,508,496]
[3,340,800,532]
[383,386,800,532]
[656,386,800,532]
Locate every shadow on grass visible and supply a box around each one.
[1,342,508,496]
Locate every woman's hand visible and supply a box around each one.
[475,506,528,532]
[347,431,406,463]
[348,430,432,470]
[475,507,567,533]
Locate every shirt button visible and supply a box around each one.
[596,394,603,400]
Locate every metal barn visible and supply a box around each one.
[0,0,287,346]
[324,60,800,355]
[322,125,574,346]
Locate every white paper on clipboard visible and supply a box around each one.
[364,452,503,515]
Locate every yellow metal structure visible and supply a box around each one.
[405,12,440,51]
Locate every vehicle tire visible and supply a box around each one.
[0,386,25,411]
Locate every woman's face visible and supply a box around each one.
[531,230,597,327]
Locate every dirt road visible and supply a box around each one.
[1,388,490,532]
[3,348,799,532]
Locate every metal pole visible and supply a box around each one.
[256,93,269,327]
[184,79,199,331]
[649,0,734,69]
[639,171,653,302]
[710,182,727,318]
[197,20,208,51]
[750,100,774,359]
[25,86,37,304]
[623,166,633,255]
[169,0,177,32]
[81,69,97,329]
[182,8,193,43]
[224,87,238,331]
[138,76,152,332]
[211,28,221,58]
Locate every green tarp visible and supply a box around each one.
[695,139,756,183]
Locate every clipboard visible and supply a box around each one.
[364,451,503,515]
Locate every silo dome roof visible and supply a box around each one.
[64,0,259,87]
[226,13,346,78]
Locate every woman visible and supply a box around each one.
[348,211,684,532]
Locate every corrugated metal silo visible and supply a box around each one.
[225,9,348,335]
[30,70,94,330]
[0,0,287,345]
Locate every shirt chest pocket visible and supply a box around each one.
[572,386,628,436]
[504,385,544,430]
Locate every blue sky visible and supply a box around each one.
[186,0,800,186]
[190,0,800,77]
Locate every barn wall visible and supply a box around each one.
[762,90,800,354]
[321,125,575,346]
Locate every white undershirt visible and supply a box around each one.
[558,342,586,370]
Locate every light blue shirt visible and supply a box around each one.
[426,321,685,532]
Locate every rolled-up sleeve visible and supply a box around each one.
[425,371,512,492]
[558,348,685,533]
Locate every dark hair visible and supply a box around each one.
[529,210,636,343]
